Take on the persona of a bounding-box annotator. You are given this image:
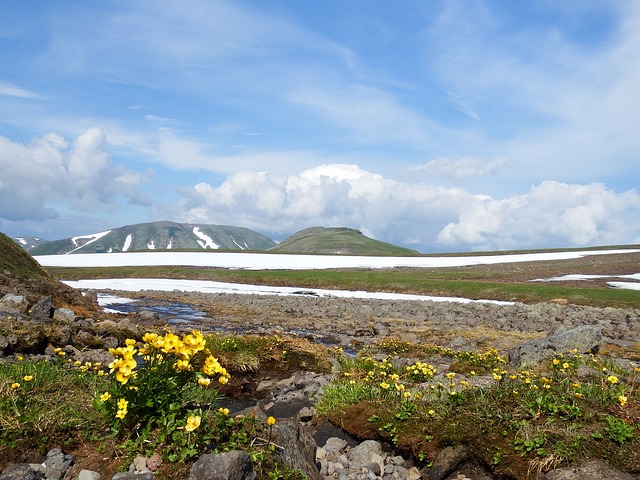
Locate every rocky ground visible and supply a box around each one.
[121,289,640,357]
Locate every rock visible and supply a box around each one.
[428,445,468,480]
[111,472,153,480]
[0,464,44,480]
[508,325,602,368]
[78,470,101,480]
[30,296,52,321]
[53,307,76,322]
[538,458,636,480]
[347,440,385,476]
[44,447,73,480]
[272,418,322,480]
[0,294,28,313]
[189,450,256,480]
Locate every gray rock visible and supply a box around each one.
[30,296,52,321]
[538,459,637,480]
[508,325,602,368]
[44,448,73,480]
[111,473,154,480]
[78,470,101,480]
[0,464,44,480]
[189,451,256,480]
[0,294,28,313]
[272,418,322,480]
[428,445,468,480]
[53,307,76,322]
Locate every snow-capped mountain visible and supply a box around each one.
[25,221,276,255]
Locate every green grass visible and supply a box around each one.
[317,344,640,479]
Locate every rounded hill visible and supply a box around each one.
[269,227,420,256]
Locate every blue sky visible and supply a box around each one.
[1,0,638,252]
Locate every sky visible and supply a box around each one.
[1,0,639,253]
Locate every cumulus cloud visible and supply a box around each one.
[170,164,640,252]
[0,128,150,222]
[438,181,640,250]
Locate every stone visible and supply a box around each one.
[272,418,322,480]
[0,464,44,480]
[0,294,28,313]
[428,445,468,480]
[53,307,76,322]
[111,473,153,480]
[538,459,636,480]
[508,325,602,368]
[189,450,255,480]
[44,448,73,480]
[78,470,101,480]
[29,296,52,321]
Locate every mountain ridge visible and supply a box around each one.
[23,221,276,255]
[14,222,419,256]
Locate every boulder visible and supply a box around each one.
[29,296,52,322]
[428,445,468,480]
[272,418,322,480]
[189,451,255,480]
[509,325,602,368]
[0,294,28,313]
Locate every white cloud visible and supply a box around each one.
[0,82,42,99]
[170,165,640,252]
[438,181,640,250]
[406,157,507,182]
[0,128,149,221]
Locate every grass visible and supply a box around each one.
[317,340,640,479]
[47,247,640,308]
[0,331,333,479]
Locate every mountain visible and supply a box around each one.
[269,227,420,256]
[12,236,50,251]
[27,221,276,255]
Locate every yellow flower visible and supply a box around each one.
[267,416,276,426]
[446,372,456,379]
[185,415,202,432]
[11,382,20,389]
[16,355,23,362]
[99,392,111,402]
[23,375,33,382]
[492,373,502,381]
[428,409,435,416]
[115,398,128,419]
[552,358,560,365]
[379,382,390,389]
[219,407,230,415]
[607,375,619,384]
[563,363,570,369]
[198,377,212,387]
[218,376,229,385]
[618,395,628,407]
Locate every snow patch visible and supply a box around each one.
[122,234,133,252]
[68,230,111,254]
[230,236,245,250]
[167,240,173,249]
[147,240,156,250]
[64,278,515,305]
[193,227,219,249]
[15,238,27,245]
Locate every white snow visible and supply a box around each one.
[16,237,27,245]
[68,230,111,254]
[193,227,219,249]
[122,234,133,252]
[35,248,640,270]
[167,240,173,249]
[147,240,155,250]
[230,237,245,250]
[64,278,515,305]
[532,272,640,291]
[608,282,640,291]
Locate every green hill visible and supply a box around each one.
[269,227,420,256]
